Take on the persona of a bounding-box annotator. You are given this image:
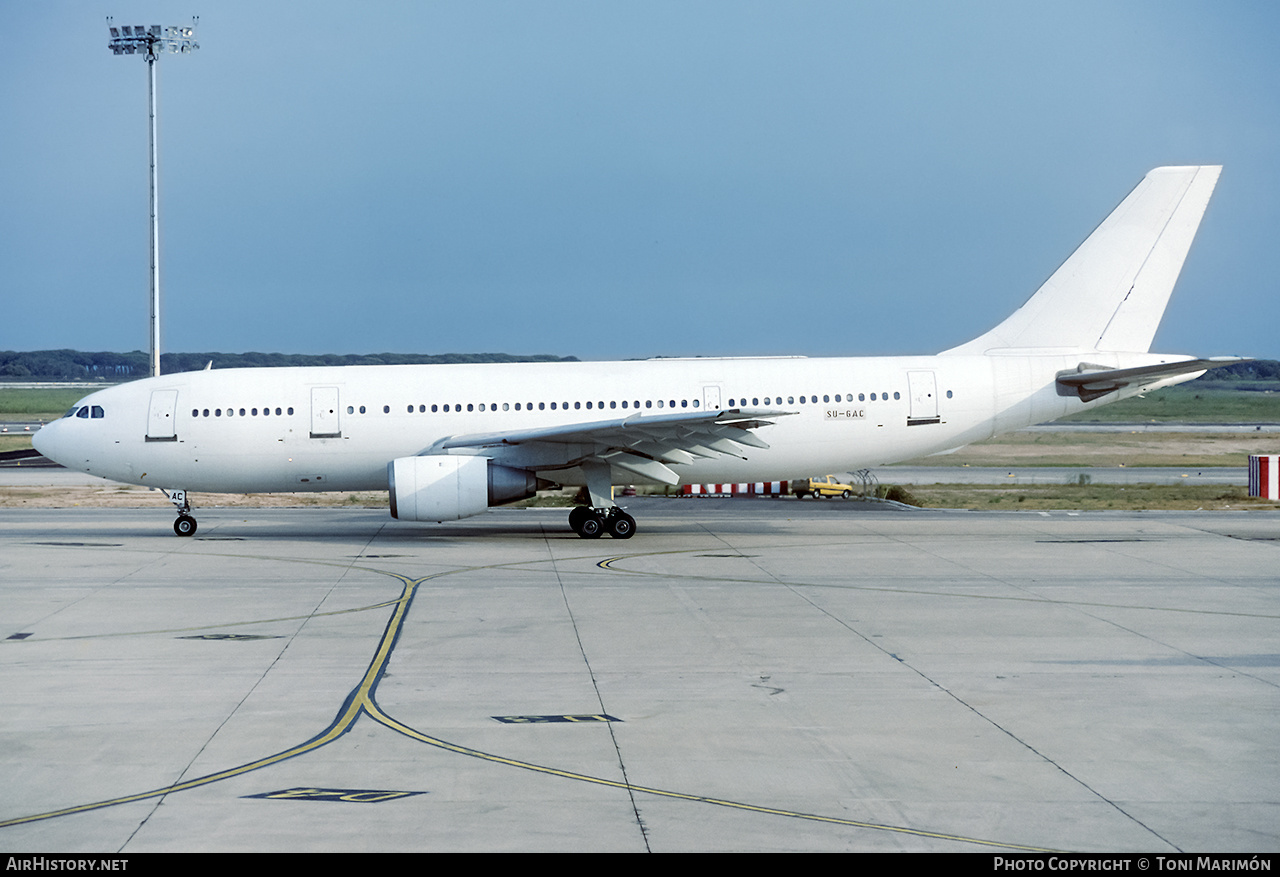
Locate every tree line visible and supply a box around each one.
[1,348,1276,382]
[0,350,580,380]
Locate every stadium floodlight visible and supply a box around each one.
[107,16,199,378]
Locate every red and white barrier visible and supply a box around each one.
[681,482,789,496]
[1248,455,1279,500]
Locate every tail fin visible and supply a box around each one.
[944,165,1221,355]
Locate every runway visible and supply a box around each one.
[1,499,1276,852]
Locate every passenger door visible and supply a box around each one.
[145,390,178,442]
[310,386,342,438]
[906,371,940,425]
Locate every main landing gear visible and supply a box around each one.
[165,489,198,537]
[568,506,636,539]
[568,459,635,539]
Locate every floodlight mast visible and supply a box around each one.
[107,18,199,378]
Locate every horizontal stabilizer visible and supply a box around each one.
[1056,356,1248,402]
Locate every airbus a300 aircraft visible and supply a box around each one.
[35,165,1241,539]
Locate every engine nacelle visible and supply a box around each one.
[388,455,539,522]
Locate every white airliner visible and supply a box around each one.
[35,165,1241,538]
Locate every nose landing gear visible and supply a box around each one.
[164,489,198,537]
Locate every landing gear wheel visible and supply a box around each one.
[577,513,606,539]
[568,506,592,535]
[174,514,198,537]
[607,512,636,539]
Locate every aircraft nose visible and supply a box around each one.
[32,419,65,463]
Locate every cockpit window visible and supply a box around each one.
[63,407,80,418]
[76,407,89,418]
[91,406,105,418]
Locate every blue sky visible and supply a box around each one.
[3,1,1278,360]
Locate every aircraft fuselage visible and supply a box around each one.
[34,350,1186,494]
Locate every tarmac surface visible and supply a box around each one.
[1,498,1277,852]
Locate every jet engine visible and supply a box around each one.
[388,455,540,522]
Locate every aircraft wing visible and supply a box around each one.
[434,408,794,485]
[1056,356,1248,401]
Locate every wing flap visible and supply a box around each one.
[436,407,792,484]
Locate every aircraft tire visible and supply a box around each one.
[568,506,591,535]
[607,512,636,539]
[577,514,605,539]
[174,515,198,537]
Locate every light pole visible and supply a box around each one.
[107,19,199,378]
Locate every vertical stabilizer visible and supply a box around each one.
[944,165,1221,354]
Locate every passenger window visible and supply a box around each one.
[893,391,901,400]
